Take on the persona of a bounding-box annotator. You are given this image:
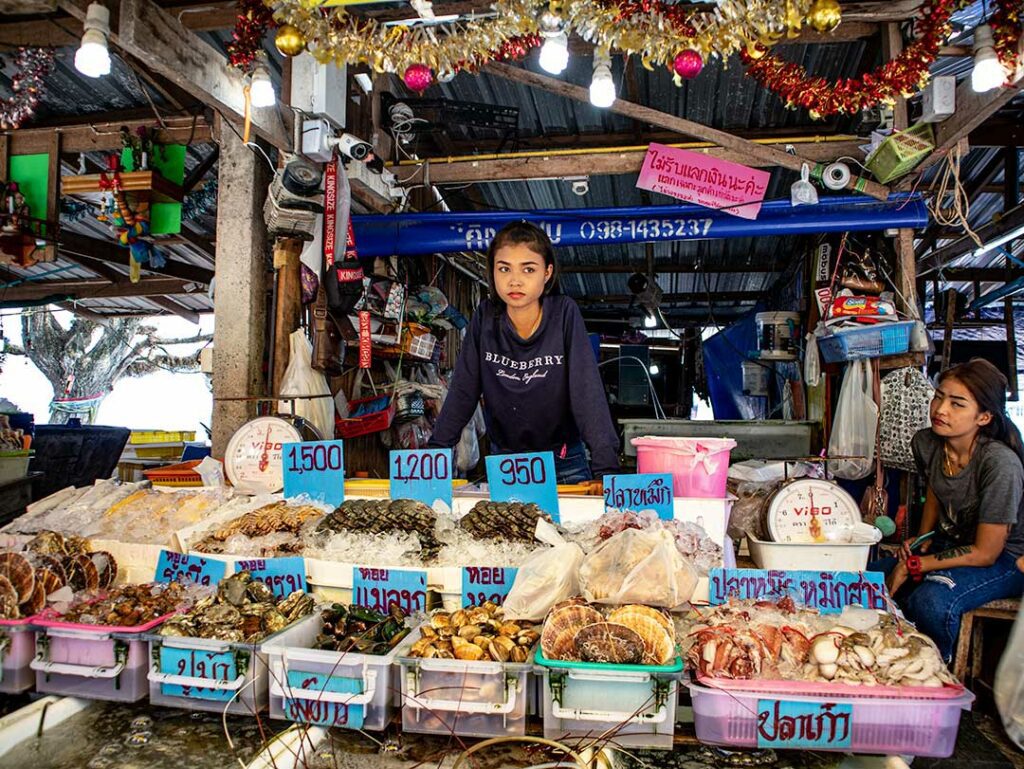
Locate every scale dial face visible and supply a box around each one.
[224,416,303,494]
[766,478,862,543]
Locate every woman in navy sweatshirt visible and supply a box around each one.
[428,221,621,482]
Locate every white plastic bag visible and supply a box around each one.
[804,331,822,387]
[579,528,697,608]
[828,359,876,480]
[996,601,1024,749]
[503,542,585,621]
[278,329,335,442]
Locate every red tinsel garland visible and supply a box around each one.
[741,0,956,118]
[228,0,276,73]
[0,47,55,130]
[991,0,1021,77]
[492,34,544,61]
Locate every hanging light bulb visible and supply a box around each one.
[589,48,615,108]
[75,3,111,78]
[644,312,657,328]
[649,363,661,376]
[971,25,1004,93]
[539,32,569,74]
[249,64,276,107]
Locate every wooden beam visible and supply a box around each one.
[59,231,215,284]
[0,276,197,302]
[110,0,291,151]
[4,116,211,155]
[183,145,219,193]
[578,291,762,305]
[483,62,890,201]
[406,139,866,184]
[0,0,56,11]
[148,296,202,323]
[918,204,1024,274]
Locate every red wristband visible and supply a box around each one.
[907,555,923,582]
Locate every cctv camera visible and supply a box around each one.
[571,179,589,196]
[336,133,373,161]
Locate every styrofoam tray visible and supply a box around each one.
[747,535,871,572]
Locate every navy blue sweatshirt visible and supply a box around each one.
[429,295,621,477]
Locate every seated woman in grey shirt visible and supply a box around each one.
[873,359,1024,662]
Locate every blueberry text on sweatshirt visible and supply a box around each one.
[429,295,621,477]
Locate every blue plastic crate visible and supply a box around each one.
[817,321,915,364]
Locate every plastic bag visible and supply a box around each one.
[996,600,1024,749]
[579,528,697,608]
[879,367,934,471]
[804,331,822,387]
[279,329,335,442]
[828,359,876,480]
[503,542,585,621]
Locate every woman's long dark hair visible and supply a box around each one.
[485,221,561,311]
[938,358,1024,467]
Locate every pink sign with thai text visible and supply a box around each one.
[636,143,771,220]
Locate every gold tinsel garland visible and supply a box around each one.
[268,0,824,76]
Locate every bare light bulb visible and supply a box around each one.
[971,26,1004,93]
[249,65,276,107]
[75,3,111,78]
[589,64,615,108]
[644,313,657,328]
[539,33,569,75]
[649,363,660,375]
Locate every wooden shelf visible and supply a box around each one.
[62,171,184,204]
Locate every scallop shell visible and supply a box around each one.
[607,605,675,642]
[606,612,674,665]
[25,531,67,556]
[66,554,100,592]
[27,554,67,585]
[35,567,64,597]
[541,604,603,660]
[0,552,35,604]
[19,580,46,616]
[0,574,20,619]
[89,551,117,589]
[573,622,645,665]
[549,596,588,614]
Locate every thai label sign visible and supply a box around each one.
[282,670,365,729]
[636,143,770,220]
[603,473,674,520]
[756,700,853,749]
[352,567,427,614]
[708,568,887,613]
[154,550,227,586]
[461,566,518,608]
[159,646,238,702]
[236,557,308,599]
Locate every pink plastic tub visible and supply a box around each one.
[0,617,36,693]
[688,681,974,757]
[632,437,736,498]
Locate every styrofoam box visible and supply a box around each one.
[688,682,974,757]
[0,620,35,693]
[747,535,870,572]
[536,659,681,750]
[396,628,532,738]
[90,539,167,585]
[147,632,274,714]
[262,614,401,730]
[32,626,150,702]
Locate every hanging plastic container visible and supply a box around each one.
[756,312,800,361]
[632,437,737,498]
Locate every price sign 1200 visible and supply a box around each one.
[282,439,345,506]
[390,449,452,510]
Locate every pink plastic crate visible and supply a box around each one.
[632,437,736,498]
[688,682,974,757]
[32,614,168,702]
[0,617,36,693]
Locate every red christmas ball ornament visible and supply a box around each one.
[673,50,703,79]
[403,64,434,94]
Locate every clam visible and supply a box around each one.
[449,609,469,628]
[510,646,529,663]
[488,635,517,662]
[452,636,485,661]
[430,611,451,629]
[574,622,644,665]
[458,623,483,640]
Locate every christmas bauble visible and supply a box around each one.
[274,25,306,57]
[808,0,842,33]
[403,63,433,94]
[673,49,703,79]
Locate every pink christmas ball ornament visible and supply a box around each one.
[403,64,434,94]
[673,50,704,79]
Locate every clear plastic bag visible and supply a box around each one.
[503,541,585,621]
[579,527,697,608]
[827,359,876,480]
[279,329,335,442]
[996,601,1024,749]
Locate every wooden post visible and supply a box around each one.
[941,288,956,372]
[211,115,271,457]
[1006,297,1018,401]
[271,237,304,395]
[41,133,60,262]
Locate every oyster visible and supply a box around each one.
[317,499,440,559]
[278,590,315,622]
[218,572,250,606]
[574,622,645,665]
[540,604,603,661]
[457,501,553,542]
[0,552,35,604]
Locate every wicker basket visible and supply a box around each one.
[865,123,934,183]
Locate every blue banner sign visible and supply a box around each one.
[462,566,519,608]
[708,568,887,613]
[603,473,674,520]
[756,700,853,749]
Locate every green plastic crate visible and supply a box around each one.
[865,122,935,183]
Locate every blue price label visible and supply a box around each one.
[485,451,559,522]
[282,440,345,506]
[603,473,674,520]
[709,568,887,613]
[154,550,227,586]
[282,669,365,729]
[756,700,853,749]
[159,645,237,702]
[235,557,307,599]
[352,566,427,615]
[461,566,518,608]
[390,449,453,510]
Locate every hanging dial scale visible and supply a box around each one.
[224,416,306,494]
[764,477,862,543]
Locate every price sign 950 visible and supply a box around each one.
[390,449,452,510]
[282,439,344,506]
[485,451,559,522]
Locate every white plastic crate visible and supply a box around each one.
[397,629,532,738]
[535,650,682,750]
[0,620,35,694]
[262,614,401,730]
[147,633,272,715]
[747,536,871,572]
[32,622,154,702]
[688,682,974,757]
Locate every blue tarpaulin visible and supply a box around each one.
[350,194,929,257]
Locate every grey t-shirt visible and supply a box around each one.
[912,429,1024,558]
